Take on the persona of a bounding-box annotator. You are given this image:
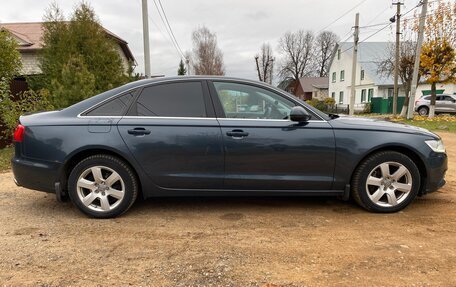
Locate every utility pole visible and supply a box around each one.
[254,56,262,81]
[141,0,151,78]
[186,58,190,75]
[269,58,274,85]
[349,13,359,116]
[392,1,402,116]
[407,0,428,119]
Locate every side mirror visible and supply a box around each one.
[290,106,311,122]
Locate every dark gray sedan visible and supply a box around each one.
[12,77,447,218]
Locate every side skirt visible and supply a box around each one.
[143,188,345,198]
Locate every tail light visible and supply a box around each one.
[13,124,25,142]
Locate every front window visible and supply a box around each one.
[361,70,365,80]
[134,82,207,117]
[331,92,335,99]
[212,82,294,120]
[368,88,374,102]
[361,89,367,103]
[339,91,344,104]
[340,70,345,82]
[332,72,336,83]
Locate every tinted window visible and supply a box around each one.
[136,82,206,117]
[213,82,296,120]
[86,93,134,116]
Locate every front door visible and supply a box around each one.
[209,81,336,191]
[118,81,224,190]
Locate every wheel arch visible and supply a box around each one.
[60,146,144,197]
[350,145,428,195]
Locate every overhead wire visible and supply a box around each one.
[153,0,186,59]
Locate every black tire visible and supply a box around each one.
[68,154,138,218]
[418,106,429,116]
[351,151,420,213]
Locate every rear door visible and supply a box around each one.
[440,95,456,112]
[117,80,224,190]
[208,80,336,191]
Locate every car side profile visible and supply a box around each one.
[415,94,456,116]
[12,77,447,218]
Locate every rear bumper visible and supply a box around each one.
[11,156,62,193]
[423,152,447,194]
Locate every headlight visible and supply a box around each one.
[425,139,446,153]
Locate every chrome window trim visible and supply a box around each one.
[119,116,327,123]
[77,77,327,122]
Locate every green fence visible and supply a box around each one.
[371,97,405,114]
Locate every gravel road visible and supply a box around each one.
[1,133,455,287]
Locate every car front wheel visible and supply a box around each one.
[418,106,429,116]
[351,151,420,212]
[68,154,138,218]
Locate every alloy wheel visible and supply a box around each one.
[365,161,413,207]
[76,166,125,212]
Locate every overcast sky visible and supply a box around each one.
[1,0,423,80]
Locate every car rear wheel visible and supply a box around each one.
[68,155,138,218]
[418,106,429,116]
[351,151,420,212]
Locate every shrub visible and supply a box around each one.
[363,102,372,114]
[0,79,54,141]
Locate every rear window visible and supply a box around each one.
[86,93,134,116]
[135,82,206,117]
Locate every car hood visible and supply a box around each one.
[329,115,439,139]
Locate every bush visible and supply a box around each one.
[306,97,335,112]
[363,102,372,114]
[0,79,54,140]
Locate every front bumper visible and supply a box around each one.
[422,152,447,194]
[12,156,62,193]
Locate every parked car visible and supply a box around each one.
[12,77,447,218]
[415,94,456,115]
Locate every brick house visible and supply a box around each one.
[293,77,329,101]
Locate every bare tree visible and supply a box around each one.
[277,30,315,85]
[190,26,225,75]
[315,31,339,77]
[378,26,418,117]
[254,43,274,84]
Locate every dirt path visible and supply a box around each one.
[0,133,455,286]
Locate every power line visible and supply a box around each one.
[136,0,182,59]
[152,0,186,59]
[317,0,369,34]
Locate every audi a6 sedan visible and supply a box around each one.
[11,77,447,218]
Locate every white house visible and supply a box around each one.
[328,42,406,111]
[328,42,456,113]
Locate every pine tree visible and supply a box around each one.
[0,30,22,81]
[177,59,187,75]
[39,2,128,108]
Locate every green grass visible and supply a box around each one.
[393,119,456,133]
[0,146,13,172]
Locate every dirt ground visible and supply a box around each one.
[0,134,455,287]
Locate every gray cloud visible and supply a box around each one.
[1,0,420,81]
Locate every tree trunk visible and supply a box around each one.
[400,94,409,117]
[429,82,436,118]
[400,85,411,117]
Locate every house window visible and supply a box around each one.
[361,89,367,103]
[332,72,336,83]
[340,70,345,81]
[339,91,344,104]
[331,92,335,99]
[361,70,365,80]
[337,49,341,60]
[368,88,374,102]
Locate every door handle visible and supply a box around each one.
[226,129,249,138]
[128,127,151,136]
